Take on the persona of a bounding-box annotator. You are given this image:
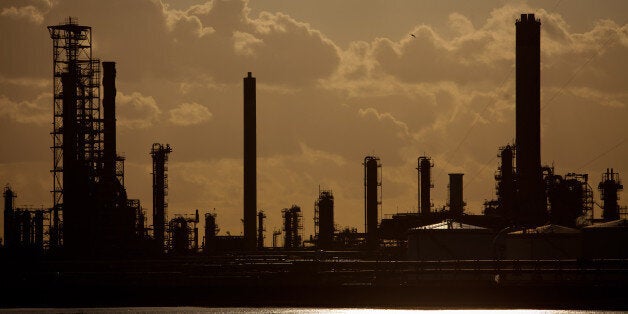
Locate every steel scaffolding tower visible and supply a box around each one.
[48,17,102,247]
[151,143,172,251]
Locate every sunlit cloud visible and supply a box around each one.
[169,102,213,126]
[117,91,162,129]
[0,93,50,124]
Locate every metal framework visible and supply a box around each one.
[598,169,624,221]
[314,188,334,248]
[48,17,102,247]
[166,212,199,254]
[282,205,302,249]
[151,143,172,251]
[564,173,594,222]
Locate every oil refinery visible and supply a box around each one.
[0,13,627,309]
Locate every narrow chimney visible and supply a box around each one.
[102,62,117,183]
[515,13,546,226]
[243,72,257,251]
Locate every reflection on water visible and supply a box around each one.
[9,309,611,314]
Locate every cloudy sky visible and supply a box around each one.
[1,0,626,241]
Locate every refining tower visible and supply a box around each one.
[151,143,172,252]
[49,17,102,249]
[364,156,381,250]
[417,156,433,214]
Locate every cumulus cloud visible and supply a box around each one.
[1,5,45,24]
[0,93,50,124]
[568,87,627,108]
[169,102,212,126]
[117,91,161,129]
[233,31,263,56]
[0,76,49,88]
[358,107,411,139]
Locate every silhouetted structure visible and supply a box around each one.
[99,61,136,253]
[283,205,302,249]
[48,18,101,249]
[497,145,515,219]
[167,210,199,254]
[599,169,623,221]
[151,143,172,252]
[418,156,433,214]
[515,13,546,226]
[128,199,147,240]
[448,173,465,218]
[3,186,16,248]
[257,211,266,249]
[546,171,592,227]
[47,19,143,255]
[272,229,282,248]
[314,189,334,249]
[203,212,218,253]
[3,186,47,251]
[364,156,381,250]
[102,62,127,190]
[243,72,257,251]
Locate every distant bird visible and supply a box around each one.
[410,34,416,38]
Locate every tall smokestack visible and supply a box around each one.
[243,72,257,251]
[515,13,546,226]
[102,62,117,183]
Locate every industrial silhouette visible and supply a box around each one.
[515,13,546,227]
[1,14,627,308]
[243,71,257,251]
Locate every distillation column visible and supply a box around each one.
[364,156,381,250]
[418,156,433,215]
[151,143,172,252]
[599,169,624,221]
[316,190,334,249]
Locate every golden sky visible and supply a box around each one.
[1,0,627,239]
